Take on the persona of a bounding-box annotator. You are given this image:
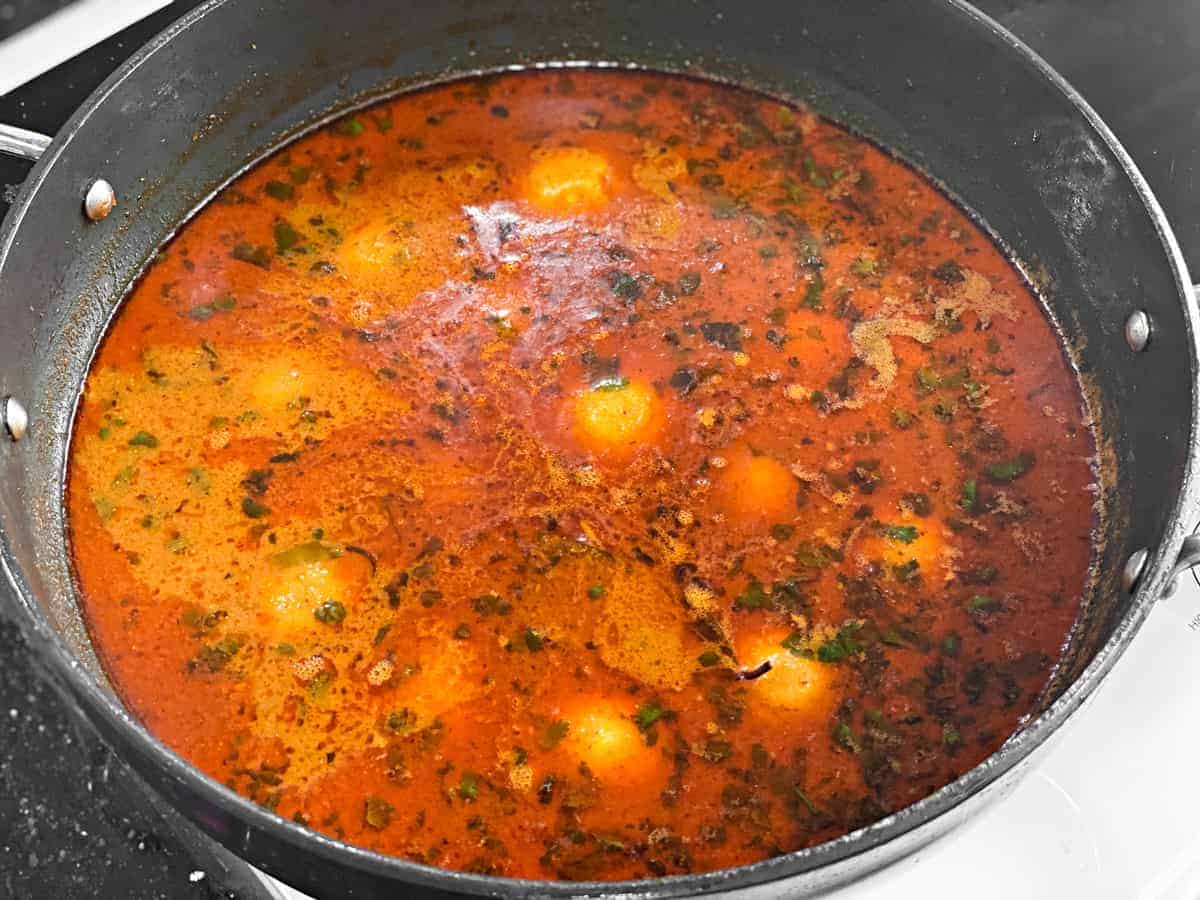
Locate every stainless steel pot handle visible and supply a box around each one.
[0,124,51,162]
[0,123,116,221]
[1126,532,1200,596]
[1165,534,1200,597]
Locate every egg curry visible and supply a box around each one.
[67,71,1097,882]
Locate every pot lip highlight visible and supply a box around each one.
[0,0,1196,895]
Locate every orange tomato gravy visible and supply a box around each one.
[67,71,1097,881]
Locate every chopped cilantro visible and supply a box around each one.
[699,321,743,351]
[879,523,919,544]
[522,627,546,651]
[833,721,860,753]
[817,623,862,663]
[364,795,393,829]
[313,599,347,624]
[539,719,570,750]
[966,594,998,613]
[941,632,961,656]
[914,367,940,394]
[733,580,770,611]
[801,272,824,310]
[633,701,663,732]
[264,180,294,201]
[780,630,807,656]
[457,772,480,801]
[986,451,1034,482]
[961,479,978,513]
[274,220,302,253]
[241,496,270,519]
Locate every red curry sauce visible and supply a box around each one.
[67,71,1097,881]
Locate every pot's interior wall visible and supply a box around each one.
[0,0,1191,712]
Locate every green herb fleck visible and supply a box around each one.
[337,118,365,138]
[264,180,294,201]
[384,708,415,733]
[833,721,860,753]
[966,594,998,613]
[274,220,302,253]
[817,623,862,663]
[702,738,733,763]
[364,795,393,829]
[803,155,829,188]
[878,523,919,544]
[587,584,605,600]
[893,559,920,584]
[241,496,270,519]
[941,632,961,656]
[231,243,271,269]
[522,627,546,651]
[781,630,808,656]
[457,772,480,801]
[771,523,795,541]
[794,787,820,816]
[914,367,940,394]
[986,451,1034,482]
[961,479,978,513]
[801,272,824,310]
[539,719,570,750]
[850,257,876,277]
[313,599,347,625]
[733,580,770,611]
[634,701,664,732]
[128,431,158,448]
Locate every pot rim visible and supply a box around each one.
[1,0,1197,896]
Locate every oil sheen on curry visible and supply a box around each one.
[68,71,1096,881]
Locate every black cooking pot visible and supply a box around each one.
[1,1,1198,897]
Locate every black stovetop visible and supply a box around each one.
[1,2,1198,897]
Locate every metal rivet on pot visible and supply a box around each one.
[83,178,116,221]
[3,396,28,441]
[1124,310,1152,352]
[1122,547,1149,594]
